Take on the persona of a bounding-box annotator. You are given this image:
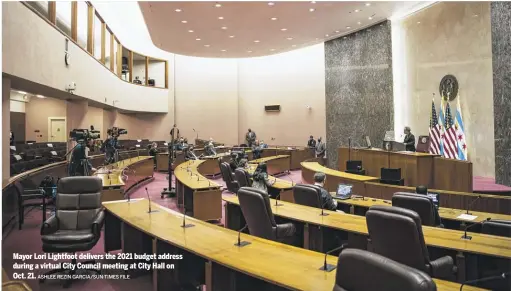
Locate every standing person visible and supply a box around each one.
[101,129,118,164]
[10,130,14,146]
[403,126,416,152]
[246,128,256,147]
[251,162,275,193]
[149,142,158,168]
[307,135,316,148]
[315,137,326,158]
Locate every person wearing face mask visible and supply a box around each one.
[251,162,275,193]
[307,135,316,148]
[246,128,256,147]
[315,137,326,158]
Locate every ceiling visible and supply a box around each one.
[139,1,420,58]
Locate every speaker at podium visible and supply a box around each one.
[382,131,405,152]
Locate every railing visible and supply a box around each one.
[22,1,168,89]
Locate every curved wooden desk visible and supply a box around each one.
[223,195,511,283]
[301,162,379,197]
[156,147,230,172]
[249,155,290,176]
[174,160,222,221]
[93,156,154,202]
[198,152,231,176]
[102,199,482,291]
[261,147,314,169]
[245,164,294,201]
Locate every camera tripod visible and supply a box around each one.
[161,128,179,198]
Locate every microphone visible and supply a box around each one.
[348,137,351,161]
[320,199,330,216]
[466,195,482,215]
[181,209,195,228]
[275,191,283,207]
[461,218,490,240]
[234,224,251,247]
[145,187,159,213]
[319,244,347,272]
[460,272,509,291]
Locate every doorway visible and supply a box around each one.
[48,117,66,142]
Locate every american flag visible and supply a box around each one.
[442,102,458,159]
[428,100,441,154]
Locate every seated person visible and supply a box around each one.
[251,162,275,193]
[259,140,268,149]
[238,158,248,168]
[133,76,142,84]
[314,172,343,213]
[252,140,262,159]
[307,135,316,148]
[204,138,217,156]
[184,145,198,161]
[175,137,185,151]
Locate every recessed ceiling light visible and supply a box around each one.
[335,30,340,33]
[221,49,226,52]
[188,30,194,33]
[311,1,316,3]
[271,17,277,20]
[196,38,201,41]
[247,50,252,53]
[215,3,222,7]
[365,3,371,6]
[218,16,224,20]
[254,40,260,43]
[175,9,182,12]
[358,21,362,25]
[355,9,360,12]
[281,28,287,31]
[346,26,351,29]
[268,2,275,6]
[181,20,187,23]
[229,35,235,38]
[325,34,329,37]
[417,21,421,24]
[270,49,275,51]
[204,44,210,47]
[221,26,227,30]
[368,16,373,20]
[36,94,45,98]
[473,14,479,17]
[309,8,315,12]
[287,37,293,40]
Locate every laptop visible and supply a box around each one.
[427,192,440,209]
[336,184,353,200]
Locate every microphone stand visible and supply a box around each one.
[275,191,283,207]
[181,210,195,228]
[466,195,482,215]
[461,218,490,240]
[319,244,347,272]
[234,224,251,247]
[459,272,509,291]
[348,137,351,162]
[320,200,330,216]
[145,187,159,214]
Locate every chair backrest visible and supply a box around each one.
[334,249,437,291]
[392,192,437,226]
[481,220,511,238]
[366,205,430,273]
[237,187,276,240]
[220,162,234,183]
[235,168,251,187]
[56,177,102,231]
[346,160,362,171]
[416,136,430,153]
[293,184,321,208]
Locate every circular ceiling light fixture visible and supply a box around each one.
[175,9,182,12]
[181,20,188,23]
[215,3,222,8]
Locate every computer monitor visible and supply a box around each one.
[346,160,362,171]
[381,167,401,181]
[427,192,439,209]
[336,184,353,199]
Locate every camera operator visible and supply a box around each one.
[68,138,97,176]
[101,128,121,164]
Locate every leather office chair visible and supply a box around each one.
[293,184,321,208]
[345,160,366,175]
[481,219,511,238]
[40,176,104,288]
[235,168,252,188]
[416,136,430,153]
[333,249,437,291]
[392,192,441,227]
[237,187,296,244]
[366,205,455,280]
[220,162,239,194]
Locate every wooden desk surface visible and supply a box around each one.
[245,164,294,189]
[332,195,511,223]
[350,147,438,157]
[103,199,483,291]
[223,196,511,259]
[249,155,290,164]
[94,156,153,187]
[174,160,221,190]
[301,162,380,182]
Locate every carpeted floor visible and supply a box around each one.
[1,170,302,291]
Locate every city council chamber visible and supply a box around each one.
[2,1,510,291]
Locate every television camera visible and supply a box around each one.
[69,126,100,142]
[109,127,127,138]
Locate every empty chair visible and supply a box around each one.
[14,181,49,229]
[392,192,441,227]
[346,160,366,175]
[333,248,437,291]
[366,205,455,280]
[293,184,321,208]
[237,187,296,244]
[481,220,511,238]
[235,168,252,187]
[220,162,239,193]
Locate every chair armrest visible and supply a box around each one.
[92,210,106,236]
[430,255,456,279]
[41,216,59,235]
